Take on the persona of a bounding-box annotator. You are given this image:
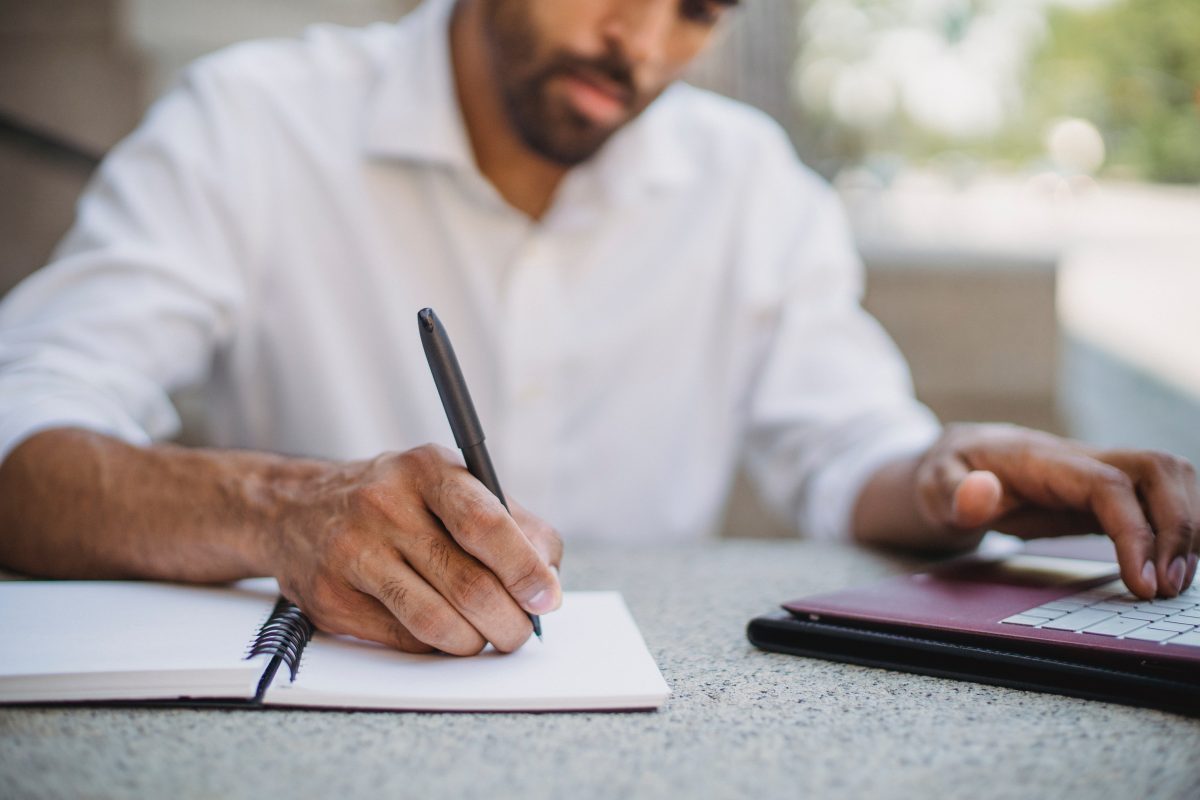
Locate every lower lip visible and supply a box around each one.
[559,74,628,126]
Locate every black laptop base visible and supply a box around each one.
[748,612,1200,718]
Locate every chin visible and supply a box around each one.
[520,118,620,166]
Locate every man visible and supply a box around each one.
[0,0,1196,657]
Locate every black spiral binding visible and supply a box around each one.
[247,597,315,702]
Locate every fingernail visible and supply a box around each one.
[1140,561,1158,596]
[1168,556,1187,594]
[1187,554,1199,589]
[527,589,557,615]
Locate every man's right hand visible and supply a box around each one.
[268,444,563,655]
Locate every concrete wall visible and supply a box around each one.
[862,248,1061,434]
[0,0,143,295]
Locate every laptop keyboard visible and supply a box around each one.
[1000,579,1200,647]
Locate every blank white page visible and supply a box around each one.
[266,592,670,711]
[0,581,274,702]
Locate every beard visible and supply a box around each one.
[480,0,661,166]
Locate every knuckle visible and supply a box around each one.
[300,577,349,628]
[407,443,454,469]
[309,575,341,611]
[491,621,533,654]
[375,577,411,612]
[458,498,507,545]
[915,476,949,525]
[324,524,361,564]
[1149,450,1189,476]
[453,567,502,611]
[403,599,456,645]
[386,620,427,653]
[505,557,545,598]
[398,444,440,478]
[458,638,488,657]
[425,536,455,576]
[348,483,391,520]
[1095,468,1134,495]
[1128,524,1156,545]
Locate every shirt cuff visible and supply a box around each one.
[0,386,156,465]
[799,410,942,542]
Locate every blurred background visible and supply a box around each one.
[1,0,1197,535]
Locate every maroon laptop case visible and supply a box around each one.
[747,536,1200,716]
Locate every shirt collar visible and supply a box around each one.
[362,0,697,198]
[363,0,473,170]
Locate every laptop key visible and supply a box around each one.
[1147,622,1194,633]
[1148,600,1196,612]
[1042,609,1117,631]
[1090,601,1143,613]
[1039,600,1086,612]
[1121,610,1168,622]
[1021,608,1066,620]
[999,614,1045,626]
[1123,627,1180,643]
[1081,617,1151,637]
[1166,631,1200,648]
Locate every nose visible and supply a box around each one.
[600,0,676,67]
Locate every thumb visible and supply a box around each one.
[951,470,1005,529]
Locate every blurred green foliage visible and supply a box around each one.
[1029,0,1200,183]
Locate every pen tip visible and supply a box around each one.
[418,308,435,332]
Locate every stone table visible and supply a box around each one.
[2,540,1197,799]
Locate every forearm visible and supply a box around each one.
[851,455,984,553]
[0,427,325,582]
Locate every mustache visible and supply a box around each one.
[535,48,638,105]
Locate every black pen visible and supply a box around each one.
[418,307,542,640]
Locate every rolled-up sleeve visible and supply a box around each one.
[0,60,255,464]
[739,139,940,541]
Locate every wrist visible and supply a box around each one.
[228,452,331,577]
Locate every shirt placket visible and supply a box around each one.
[498,229,565,518]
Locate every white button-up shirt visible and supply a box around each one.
[0,0,939,543]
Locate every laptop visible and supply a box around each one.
[747,536,1200,716]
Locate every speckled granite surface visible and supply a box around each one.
[2,540,1197,799]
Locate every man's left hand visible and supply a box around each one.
[914,423,1199,599]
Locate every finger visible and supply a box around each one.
[991,509,1102,539]
[321,591,436,654]
[1128,457,1195,597]
[1186,477,1200,591]
[510,498,564,570]
[426,472,561,615]
[350,547,487,656]
[1084,464,1158,599]
[952,471,1005,529]
[401,522,533,653]
[968,450,1158,598]
[916,450,971,528]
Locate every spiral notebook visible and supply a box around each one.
[0,579,669,711]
